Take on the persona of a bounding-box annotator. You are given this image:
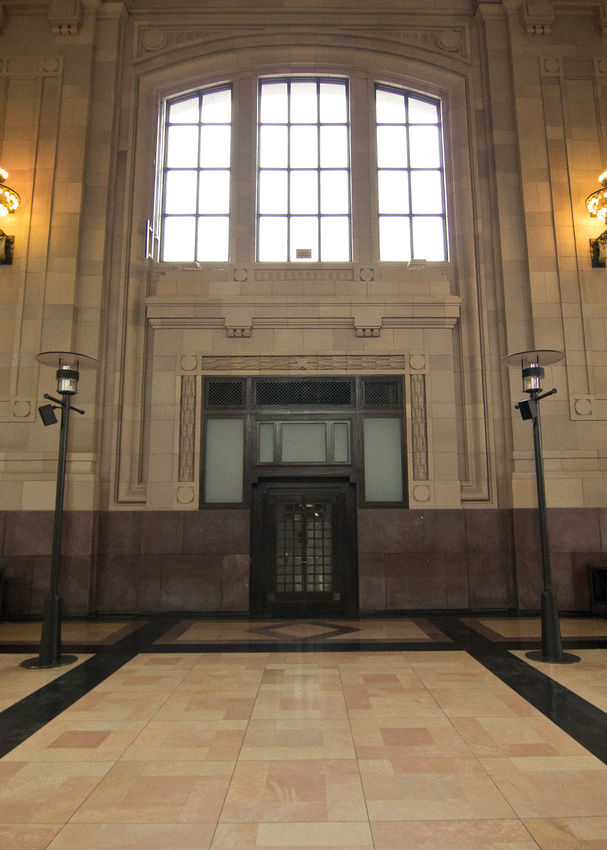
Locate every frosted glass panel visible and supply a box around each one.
[333,423,349,463]
[409,126,440,168]
[411,171,443,214]
[197,216,229,261]
[169,97,199,124]
[378,171,409,214]
[363,418,403,502]
[379,215,411,261]
[258,217,288,261]
[319,82,347,123]
[320,126,348,168]
[165,171,197,214]
[290,171,318,214]
[167,126,199,168]
[259,171,288,214]
[198,171,230,214]
[282,423,326,462]
[412,216,445,261]
[200,126,231,167]
[290,217,319,261]
[409,97,439,124]
[320,171,349,214]
[320,216,350,261]
[259,423,274,462]
[260,83,288,122]
[200,88,231,123]
[376,125,408,168]
[205,419,244,502]
[162,216,196,261]
[291,126,318,168]
[290,82,318,123]
[376,89,406,123]
[259,126,288,167]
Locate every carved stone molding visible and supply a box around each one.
[135,23,469,62]
[410,374,429,481]
[197,353,408,373]
[178,375,196,482]
[9,397,35,422]
[355,327,380,338]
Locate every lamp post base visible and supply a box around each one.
[525,650,580,664]
[21,655,78,669]
[525,590,580,665]
[19,595,78,670]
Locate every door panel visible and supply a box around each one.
[251,479,357,615]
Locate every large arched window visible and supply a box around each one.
[156,76,447,264]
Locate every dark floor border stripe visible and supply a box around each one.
[433,616,607,766]
[0,617,181,759]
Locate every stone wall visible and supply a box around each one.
[1,508,605,617]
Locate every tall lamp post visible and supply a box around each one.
[22,351,98,670]
[503,350,579,664]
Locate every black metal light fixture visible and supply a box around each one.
[21,351,98,669]
[503,349,579,664]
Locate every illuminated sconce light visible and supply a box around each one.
[0,167,21,265]
[586,169,607,267]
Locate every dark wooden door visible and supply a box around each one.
[251,479,358,615]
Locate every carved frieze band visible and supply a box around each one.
[192,354,408,373]
[178,374,196,482]
[136,25,468,61]
[410,373,429,481]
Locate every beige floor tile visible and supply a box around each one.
[414,665,508,690]
[220,759,367,822]
[2,718,145,762]
[523,816,607,848]
[179,666,265,693]
[93,658,194,693]
[344,686,444,718]
[154,690,257,721]
[481,755,607,818]
[62,690,172,722]
[358,758,517,821]
[452,715,589,758]
[239,719,356,760]
[120,719,247,761]
[430,686,542,718]
[46,822,216,849]
[371,818,538,848]
[70,760,234,823]
[210,821,374,848]
[338,668,425,689]
[0,823,62,849]
[259,667,343,690]
[350,716,473,759]
[0,761,111,824]
[252,690,348,720]
[401,651,480,667]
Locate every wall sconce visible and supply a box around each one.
[0,167,20,265]
[586,169,607,267]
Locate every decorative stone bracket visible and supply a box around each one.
[355,327,381,338]
[226,327,252,338]
[48,0,82,35]
[522,0,554,34]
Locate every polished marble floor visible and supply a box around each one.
[0,614,606,848]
